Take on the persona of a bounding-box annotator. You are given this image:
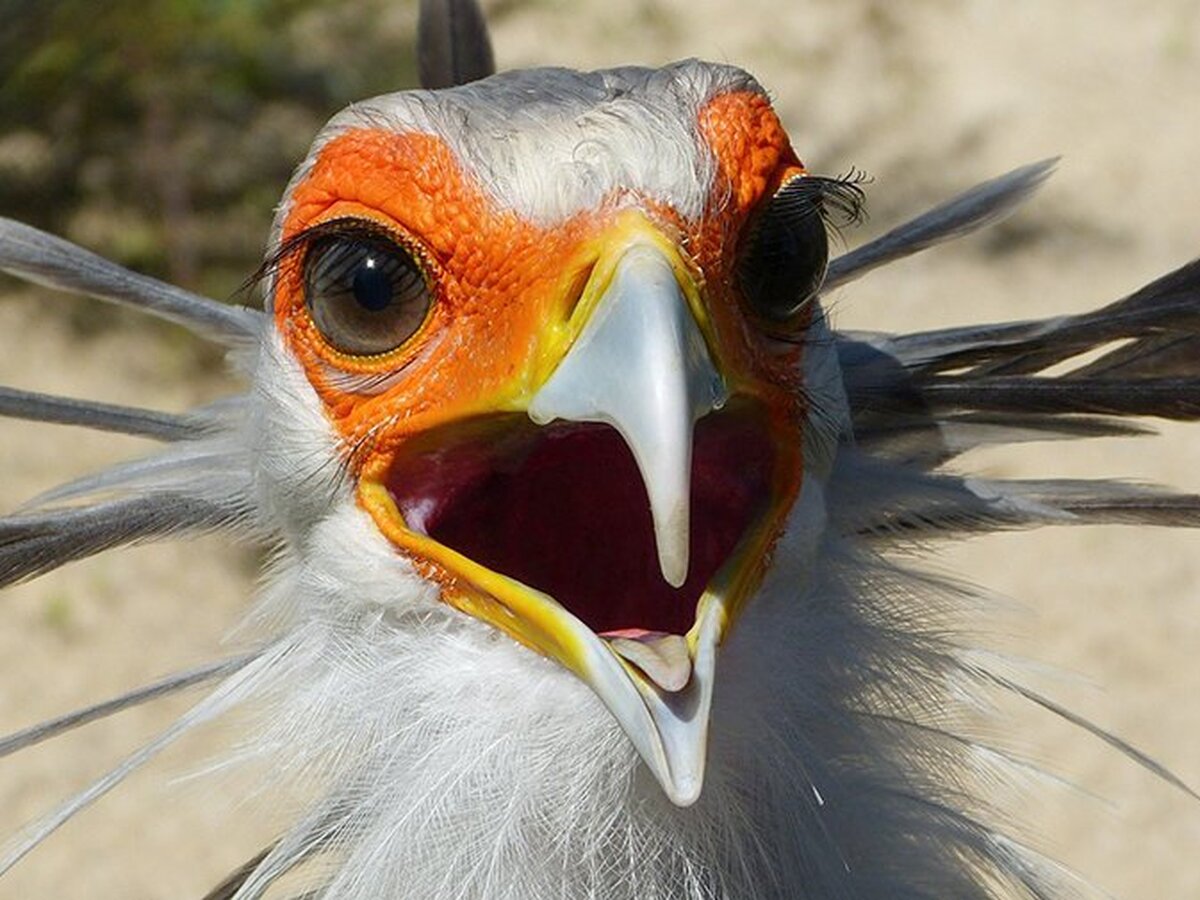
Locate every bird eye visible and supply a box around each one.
[738,176,831,331]
[303,229,432,356]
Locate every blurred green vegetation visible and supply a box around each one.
[0,0,435,302]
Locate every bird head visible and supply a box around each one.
[251,62,854,806]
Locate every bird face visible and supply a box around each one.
[258,62,848,805]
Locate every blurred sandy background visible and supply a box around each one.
[1,0,1198,896]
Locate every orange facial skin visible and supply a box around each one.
[271,88,811,619]
[275,88,806,452]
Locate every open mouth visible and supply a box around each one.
[384,404,775,640]
[352,234,801,805]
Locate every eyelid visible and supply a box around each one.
[733,171,869,339]
[249,217,436,300]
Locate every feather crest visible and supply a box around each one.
[0,217,263,343]
[0,385,204,440]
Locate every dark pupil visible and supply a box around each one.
[353,255,394,312]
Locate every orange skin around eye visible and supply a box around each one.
[273,89,810,485]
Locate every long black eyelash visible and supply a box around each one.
[743,171,869,347]
[238,218,401,300]
[797,169,871,234]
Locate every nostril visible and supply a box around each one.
[560,258,597,325]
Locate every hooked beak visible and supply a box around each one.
[530,243,728,588]
[361,224,798,806]
[526,241,727,804]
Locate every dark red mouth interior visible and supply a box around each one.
[385,409,775,636]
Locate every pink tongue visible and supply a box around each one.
[604,631,692,693]
[600,628,656,639]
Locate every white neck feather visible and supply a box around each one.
[223,487,1045,899]
[225,314,1059,899]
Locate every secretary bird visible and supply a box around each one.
[1,1,1197,897]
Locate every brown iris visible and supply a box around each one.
[304,228,432,356]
